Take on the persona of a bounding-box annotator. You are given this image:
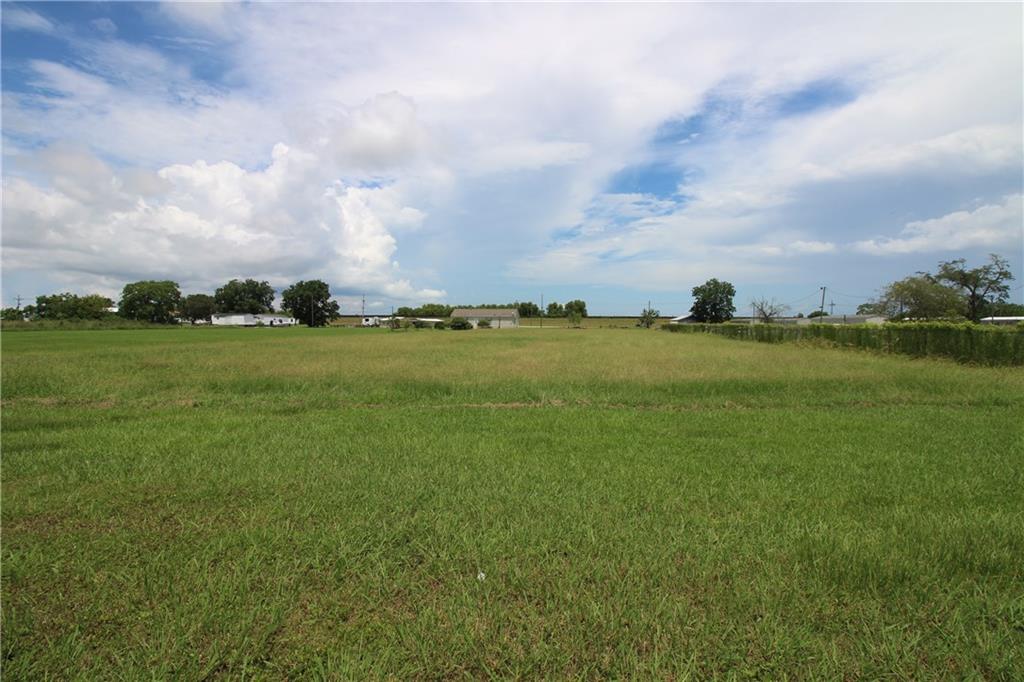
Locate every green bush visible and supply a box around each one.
[662,321,1024,365]
[477,319,492,329]
[434,321,447,330]
[449,317,472,330]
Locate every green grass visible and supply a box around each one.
[3,327,1023,678]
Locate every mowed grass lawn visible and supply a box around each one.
[2,327,1022,679]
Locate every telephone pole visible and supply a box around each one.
[15,295,23,310]
[540,293,544,328]
[819,286,827,319]
[361,294,365,318]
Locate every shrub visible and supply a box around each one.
[449,317,472,330]
[434,321,447,330]
[662,321,1024,366]
[477,319,492,329]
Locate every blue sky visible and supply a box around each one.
[3,2,1022,315]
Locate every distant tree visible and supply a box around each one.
[396,306,416,316]
[690,278,736,323]
[416,303,453,317]
[281,280,340,327]
[449,317,472,330]
[119,281,181,323]
[516,301,541,318]
[564,299,588,318]
[856,301,888,316]
[546,301,565,317]
[637,306,660,328]
[33,293,77,319]
[751,298,788,323]
[180,294,216,324]
[567,310,583,327]
[858,275,963,321]
[807,310,828,318]
[77,294,115,319]
[934,254,1014,322]
[988,301,1024,317]
[32,293,113,320]
[214,278,275,314]
[1,307,24,321]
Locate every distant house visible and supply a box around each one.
[669,314,698,324]
[361,316,381,327]
[212,313,298,327]
[450,308,520,329]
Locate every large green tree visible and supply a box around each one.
[516,301,541,318]
[119,281,181,323]
[281,280,340,327]
[934,254,1014,322]
[857,275,963,320]
[690,278,736,323]
[564,299,588,318]
[180,294,216,324]
[546,301,565,317]
[214,279,275,314]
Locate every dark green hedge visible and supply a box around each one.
[662,321,1024,366]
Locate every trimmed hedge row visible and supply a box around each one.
[662,321,1024,366]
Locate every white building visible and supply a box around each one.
[449,308,520,328]
[211,313,298,327]
[979,316,1024,326]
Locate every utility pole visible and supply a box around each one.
[310,293,314,328]
[819,286,827,319]
[361,294,365,318]
[829,300,835,315]
[15,295,23,310]
[540,293,544,329]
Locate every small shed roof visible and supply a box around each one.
[450,308,519,318]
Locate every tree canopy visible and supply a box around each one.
[564,299,588,318]
[119,281,181,323]
[180,294,216,324]
[31,293,114,320]
[934,254,1014,322]
[857,275,963,320]
[214,279,275,314]
[690,278,736,323]
[281,280,340,327]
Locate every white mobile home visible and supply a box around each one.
[212,313,298,327]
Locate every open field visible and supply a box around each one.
[3,327,1023,678]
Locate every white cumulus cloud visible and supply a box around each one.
[853,195,1023,256]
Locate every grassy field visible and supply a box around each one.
[3,326,1023,678]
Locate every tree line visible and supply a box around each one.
[656,254,1017,326]
[396,300,588,319]
[2,278,342,328]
